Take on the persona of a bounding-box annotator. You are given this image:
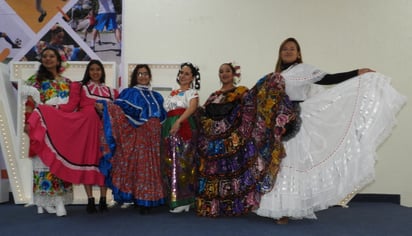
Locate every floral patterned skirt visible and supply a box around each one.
[32,157,73,207]
[196,74,296,217]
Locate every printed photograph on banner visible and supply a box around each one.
[2,0,123,84]
[0,1,35,62]
[5,0,73,33]
[22,23,91,61]
[66,0,122,64]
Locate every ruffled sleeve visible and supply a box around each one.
[114,88,143,125]
[113,87,166,126]
[187,89,199,101]
[281,63,327,101]
[21,84,41,105]
[282,63,326,83]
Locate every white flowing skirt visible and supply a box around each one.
[255,72,407,219]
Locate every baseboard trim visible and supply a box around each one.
[351,194,400,205]
[3,192,402,205]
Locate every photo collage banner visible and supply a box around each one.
[0,0,122,85]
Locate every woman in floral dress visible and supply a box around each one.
[196,62,297,217]
[27,60,118,214]
[23,47,73,217]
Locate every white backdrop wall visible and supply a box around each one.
[123,0,411,206]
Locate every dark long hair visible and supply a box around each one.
[129,64,152,87]
[81,60,106,85]
[37,47,63,82]
[177,62,201,89]
[275,37,303,72]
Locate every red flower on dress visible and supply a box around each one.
[170,89,180,96]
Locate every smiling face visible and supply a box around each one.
[41,49,60,71]
[280,41,301,64]
[219,63,234,86]
[88,63,103,83]
[136,67,151,86]
[178,65,194,88]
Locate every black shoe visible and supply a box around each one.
[86,197,97,214]
[38,11,47,23]
[98,40,102,45]
[12,44,20,49]
[99,197,108,212]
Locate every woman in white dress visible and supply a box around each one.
[255,37,407,224]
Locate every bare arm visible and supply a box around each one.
[169,97,199,135]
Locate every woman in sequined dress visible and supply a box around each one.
[195,62,297,217]
[162,62,200,213]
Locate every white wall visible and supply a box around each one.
[123,0,411,206]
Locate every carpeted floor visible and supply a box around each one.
[0,201,411,236]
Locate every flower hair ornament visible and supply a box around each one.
[38,49,68,74]
[38,47,69,76]
[229,61,241,85]
[59,55,69,74]
[38,24,69,74]
[177,62,201,89]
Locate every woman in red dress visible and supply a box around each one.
[28,60,118,213]
[97,64,167,214]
